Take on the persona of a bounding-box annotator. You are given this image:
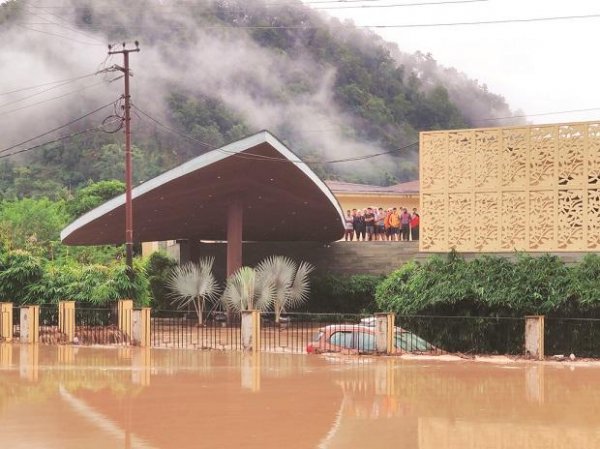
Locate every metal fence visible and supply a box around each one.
[545,317,600,358]
[260,312,373,354]
[395,315,526,355]
[75,307,125,345]
[151,310,241,350]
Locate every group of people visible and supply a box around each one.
[344,207,420,242]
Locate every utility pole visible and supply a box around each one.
[108,41,140,272]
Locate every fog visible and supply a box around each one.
[0,0,512,184]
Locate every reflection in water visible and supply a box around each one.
[1,346,600,448]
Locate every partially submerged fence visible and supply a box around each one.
[1,302,599,358]
[151,310,241,350]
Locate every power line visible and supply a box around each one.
[0,72,98,97]
[24,5,107,44]
[312,0,488,10]
[16,24,105,46]
[27,12,600,31]
[0,100,117,156]
[479,107,600,122]
[0,126,102,161]
[0,78,121,118]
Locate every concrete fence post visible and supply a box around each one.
[132,307,151,347]
[375,312,395,354]
[118,299,134,343]
[20,305,39,344]
[242,310,261,352]
[0,303,13,343]
[525,315,545,360]
[59,301,75,343]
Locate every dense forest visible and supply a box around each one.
[0,0,518,198]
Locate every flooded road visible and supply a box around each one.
[1,345,599,448]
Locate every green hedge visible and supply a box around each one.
[304,274,384,313]
[375,252,600,317]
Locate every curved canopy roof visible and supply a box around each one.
[61,131,345,245]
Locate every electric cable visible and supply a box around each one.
[0,100,118,156]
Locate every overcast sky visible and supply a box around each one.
[305,0,600,125]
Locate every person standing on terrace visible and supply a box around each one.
[344,210,355,241]
[411,208,420,241]
[400,208,411,241]
[364,207,375,241]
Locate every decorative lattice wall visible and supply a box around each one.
[420,122,600,252]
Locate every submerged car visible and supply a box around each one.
[306,324,434,354]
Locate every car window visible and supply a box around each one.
[395,332,431,352]
[329,331,354,349]
[356,332,375,351]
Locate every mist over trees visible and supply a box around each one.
[0,0,518,198]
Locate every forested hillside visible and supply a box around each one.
[0,0,518,198]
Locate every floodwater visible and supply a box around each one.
[1,345,599,449]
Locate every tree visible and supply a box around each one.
[67,180,125,218]
[221,266,274,313]
[256,256,313,324]
[167,258,220,326]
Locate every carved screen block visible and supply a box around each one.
[588,125,600,186]
[448,132,473,191]
[500,192,527,250]
[421,133,447,191]
[557,190,584,250]
[447,194,473,250]
[501,128,528,189]
[421,194,446,251]
[529,126,555,188]
[558,125,585,188]
[474,193,499,250]
[421,120,600,252]
[588,189,600,249]
[475,130,500,189]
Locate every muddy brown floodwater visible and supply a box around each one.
[1,345,600,449]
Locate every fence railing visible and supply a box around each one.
[544,317,600,358]
[4,302,600,358]
[151,310,241,350]
[395,315,526,355]
[75,308,126,345]
[260,312,374,354]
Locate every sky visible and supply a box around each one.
[304,0,600,125]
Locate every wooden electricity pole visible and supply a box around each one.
[108,41,140,271]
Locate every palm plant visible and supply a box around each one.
[167,258,220,326]
[256,256,314,324]
[221,266,274,312]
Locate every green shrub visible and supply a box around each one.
[145,251,178,309]
[305,274,384,313]
[0,250,43,303]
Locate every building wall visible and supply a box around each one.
[335,194,419,213]
[420,121,600,252]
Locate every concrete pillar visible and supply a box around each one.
[375,312,395,354]
[132,307,151,347]
[226,200,243,276]
[178,239,191,264]
[0,303,13,342]
[20,305,39,344]
[241,310,261,352]
[118,299,134,343]
[525,315,545,360]
[59,301,75,343]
